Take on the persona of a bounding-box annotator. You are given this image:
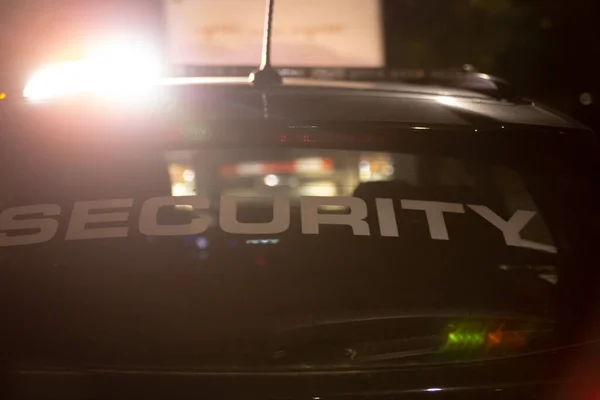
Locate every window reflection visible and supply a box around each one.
[166,149,399,203]
[163,148,556,265]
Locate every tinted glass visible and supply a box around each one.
[0,124,597,368]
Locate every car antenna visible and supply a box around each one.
[249,0,282,86]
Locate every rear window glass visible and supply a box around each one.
[1,147,557,315]
[9,128,595,369]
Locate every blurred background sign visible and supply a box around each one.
[163,0,384,67]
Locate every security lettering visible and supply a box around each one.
[0,195,552,251]
[139,196,210,236]
[0,204,61,246]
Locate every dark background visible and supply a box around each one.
[384,0,598,131]
[1,0,598,130]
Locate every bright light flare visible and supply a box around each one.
[435,95,460,107]
[86,40,162,97]
[23,39,163,101]
[23,60,90,100]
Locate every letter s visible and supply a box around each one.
[0,204,61,246]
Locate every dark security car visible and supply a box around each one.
[1,75,600,399]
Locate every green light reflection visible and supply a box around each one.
[443,323,487,350]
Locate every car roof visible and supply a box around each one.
[148,76,585,130]
[4,76,587,131]
[160,76,492,99]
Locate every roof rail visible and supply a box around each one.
[172,65,520,101]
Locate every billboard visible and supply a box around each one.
[164,0,384,67]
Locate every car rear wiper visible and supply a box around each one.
[271,309,552,334]
[265,310,555,365]
[349,335,600,366]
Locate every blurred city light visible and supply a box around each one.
[579,92,593,106]
[446,331,485,346]
[264,174,280,187]
[443,323,487,350]
[23,38,162,101]
[298,181,337,197]
[196,236,209,250]
[183,169,195,182]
